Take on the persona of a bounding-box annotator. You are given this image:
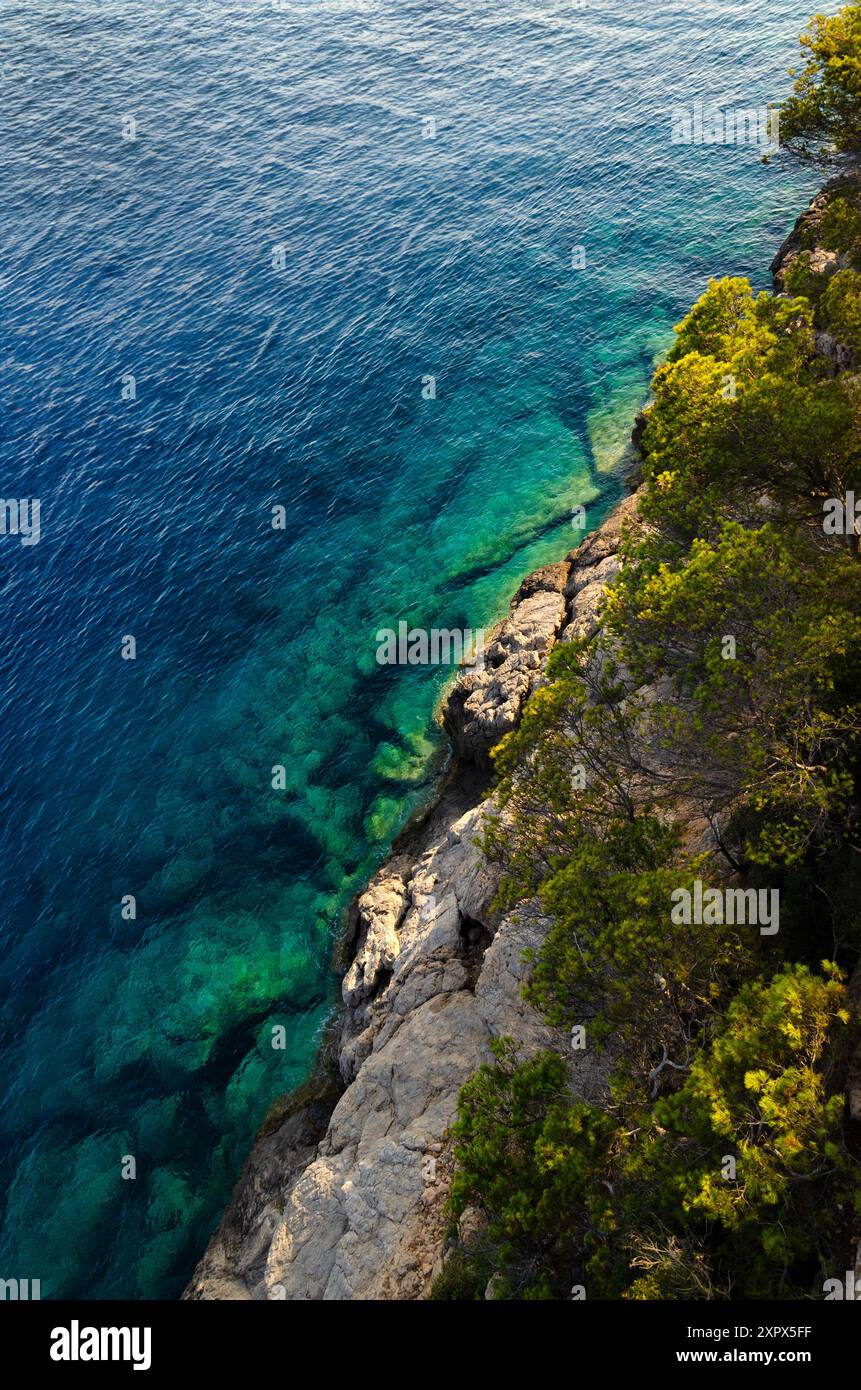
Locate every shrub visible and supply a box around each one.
[624,965,854,1296]
[821,267,861,353]
[783,249,829,301]
[448,1040,617,1299]
[780,2,861,165]
[820,194,861,257]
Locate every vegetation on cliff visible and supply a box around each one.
[434,3,861,1301]
[781,0,861,164]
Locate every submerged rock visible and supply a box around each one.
[184,499,638,1302]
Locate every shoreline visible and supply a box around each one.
[184,184,834,1301]
[184,467,641,1299]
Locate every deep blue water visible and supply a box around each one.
[0,0,823,1297]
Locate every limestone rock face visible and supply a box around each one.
[185,498,634,1303]
[474,904,562,1054]
[560,491,639,644]
[182,1084,342,1301]
[342,874,409,1009]
[443,561,570,767]
[774,243,840,292]
[770,184,833,288]
[264,989,491,1301]
[814,329,856,373]
[337,802,497,1086]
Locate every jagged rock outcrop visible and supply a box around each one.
[443,559,570,767]
[341,875,409,1010]
[770,185,841,291]
[185,497,631,1302]
[561,491,639,643]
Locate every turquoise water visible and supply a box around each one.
[0,0,823,1297]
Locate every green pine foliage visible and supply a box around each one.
[442,970,854,1300]
[781,2,861,164]
[622,964,854,1298]
[445,1041,618,1300]
[822,267,861,353]
[820,194,861,257]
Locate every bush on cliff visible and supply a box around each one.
[633,278,861,538]
[622,964,854,1298]
[604,519,861,867]
[441,968,855,1300]
[783,249,831,301]
[822,267,861,353]
[527,824,743,1076]
[485,644,669,909]
[820,194,861,258]
[445,1040,617,1299]
[780,1,861,164]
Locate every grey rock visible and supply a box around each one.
[342,874,409,1008]
[442,564,570,767]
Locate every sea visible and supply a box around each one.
[0,0,823,1296]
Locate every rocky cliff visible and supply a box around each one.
[186,184,859,1302]
[771,173,860,371]
[185,497,640,1301]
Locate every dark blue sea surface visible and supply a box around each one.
[0,0,822,1296]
